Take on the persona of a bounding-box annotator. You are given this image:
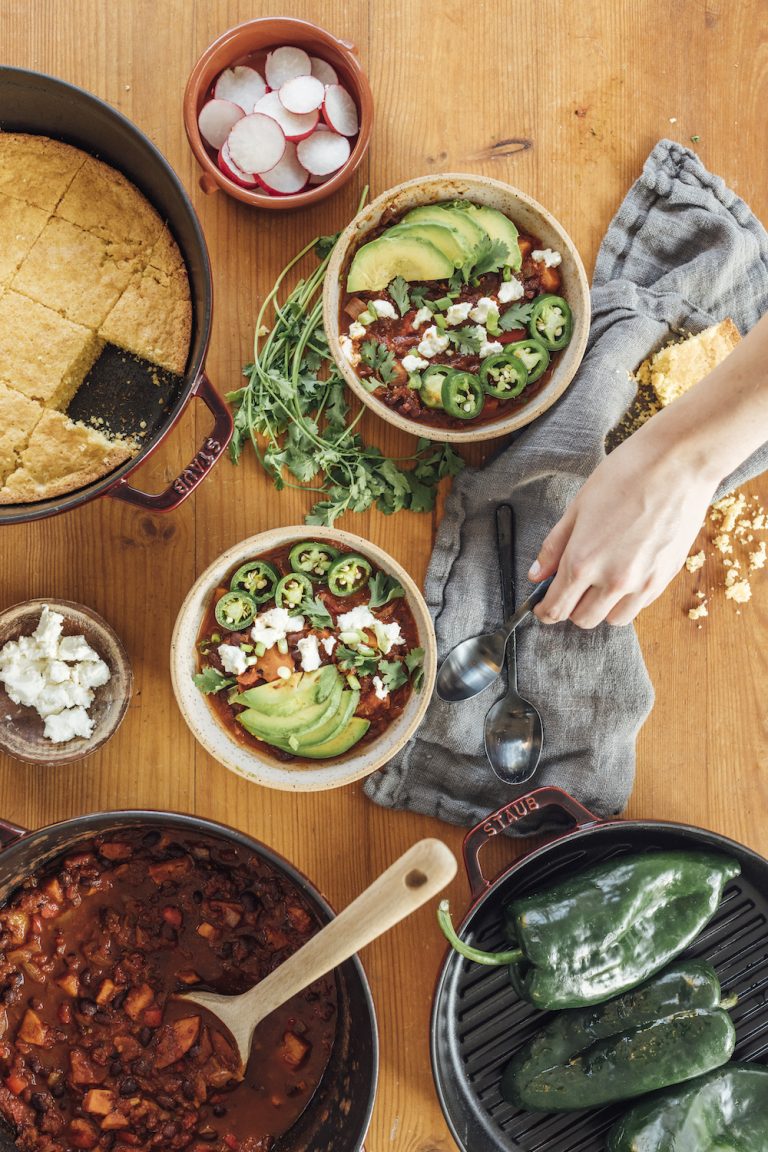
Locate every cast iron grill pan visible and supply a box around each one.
[432,814,768,1152]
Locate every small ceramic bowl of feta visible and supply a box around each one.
[0,600,132,765]
[170,526,436,791]
[324,172,591,443]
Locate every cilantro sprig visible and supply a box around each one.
[499,302,533,331]
[193,667,236,695]
[446,325,485,355]
[368,571,405,608]
[387,276,411,317]
[360,338,398,386]
[227,198,464,527]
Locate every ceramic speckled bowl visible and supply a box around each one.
[323,172,591,443]
[171,527,436,792]
[0,599,132,766]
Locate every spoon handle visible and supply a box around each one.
[496,504,519,689]
[239,839,457,1036]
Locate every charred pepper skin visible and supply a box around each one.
[607,1063,768,1151]
[505,850,740,1009]
[501,961,736,1113]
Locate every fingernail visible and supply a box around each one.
[528,559,542,580]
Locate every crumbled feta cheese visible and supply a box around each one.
[46,660,71,684]
[497,278,525,304]
[445,302,472,326]
[373,620,404,654]
[250,608,305,650]
[297,634,321,673]
[218,644,248,676]
[402,353,430,373]
[479,339,504,358]
[371,299,398,320]
[348,321,366,339]
[43,707,94,744]
[372,675,389,701]
[58,636,99,663]
[276,666,292,679]
[321,636,337,656]
[3,662,47,708]
[73,659,111,690]
[32,606,64,658]
[412,306,433,329]
[417,325,450,358]
[469,297,499,325]
[340,335,359,366]
[36,681,93,717]
[337,605,377,632]
[685,551,706,573]
[531,248,562,268]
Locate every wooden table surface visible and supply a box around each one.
[1,2,767,1148]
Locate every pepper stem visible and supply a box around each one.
[720,993,739,1011]
[437,900,524,967]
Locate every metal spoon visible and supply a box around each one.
[436,568,553,704]
[177,838,457,1069]
[483,505,544,784]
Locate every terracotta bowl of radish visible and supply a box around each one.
[183,17,373,208]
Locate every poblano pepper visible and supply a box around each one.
[437,850,740,1009]
[501,960,736,1112]
[607,1063,768,1151]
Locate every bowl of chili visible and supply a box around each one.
[170,526,436,791]
[323,173,590,442]
[0,807,377,1152]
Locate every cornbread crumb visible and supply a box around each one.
[685,550,705,572]
[636,319,741,406]
[712,492,747,532]
[713,533,732,554]
[749,542,767,571]
[695,591,706,600]
[688,602,709,620]
[725,579,752,604]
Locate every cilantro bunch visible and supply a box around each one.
[227,198,464,526]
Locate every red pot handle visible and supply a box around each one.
[463,787,600,899]
[109,373,233,512]
[0,817,27,848]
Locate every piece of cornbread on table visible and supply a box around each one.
[100,264,192,375]
[0,409,135,504]
[56,156,164,252]
[0,133,86,212]
[13,217,143,329]
[0,383,44,485]
[636,319,741,406]
[0,291,103,407]
[0,194,49,286]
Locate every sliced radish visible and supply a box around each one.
[322,84,359,137]
[198,99,244,150]
[308,166,342,185]
[310,56,339,86]
[218,140,260,188]
[253,91,318,141]
[279,74,325,115]
[228,113,286,174]
[296,130,350,176]
[264,45,311,89]
[257,142,309,195]
[214,66,268,113]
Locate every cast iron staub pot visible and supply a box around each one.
[0,67,233,523]
[0,809,378,1152]
[431,786,768,1152]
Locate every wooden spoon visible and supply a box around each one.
[178,838,457,1067]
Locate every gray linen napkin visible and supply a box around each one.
[364,139,768,829]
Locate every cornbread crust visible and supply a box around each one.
[0,410,135,504]
[636,319,741,406]
[0,133,85,212]
[12,217,142,328]
[0,292,103,407]
[0,195,48,286]
[56,156,164,252]
[0,384,44,484]
[100,265,192,375]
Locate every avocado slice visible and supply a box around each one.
[347,234,453,292]
[454,203,522,270]
[385,222,471,267]
[402,205,487,262]
[237,677,343,742]
[233,665,338,717]
[296,716,371,759]
[270,688,360,752]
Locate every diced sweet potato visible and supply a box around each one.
[4,910,29,945]
[210,901,242,928]
[162,905,183,929]
[113,1035,141,1060]
[57,972,80,997]
[148,858,191,884]
[211,1029,238,1067]
[142,1006,163,1028]
[196,922,219,941]
[18,1008,47,1046]
[69,1047,100,1086]
[177,970,201,985]
[98,842,133,861]
[4,1072,27,1096]
[43,877,65,902]
[101,1111,130,1131]
[286,905,312,933]
[69,1118,99,1149]
[95,979,116,1005]
[262,927,289,950]
[154,1016,201,1070]
[279,1030,310,1069]
[83,1089,115,1116]
[124,983,155,1020]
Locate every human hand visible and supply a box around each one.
[527,432,717,628]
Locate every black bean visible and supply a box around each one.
[181,1080,195,1101]
[78,997,98,1016]
[212,1105,226,1117]
[165,842,186,858]
[30,1093,47,1113]
[80,969,92,987]
[28,1055,43,1074]
[192,890,203,905]
[142,830,162,848]
[30,998,44,1012]
[156,1094,175,1110]
[197,1129,217,1142]
[112,988,128,1010]
[109,1060,122,1076]
[49,1081,65,1099]
[119,1077,138,1097]
[138,1026,152,1047]
[240,890,258,912]
[94,1011,111,1025]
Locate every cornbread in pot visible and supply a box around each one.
[0,132,192,504]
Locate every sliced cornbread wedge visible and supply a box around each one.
[0,194,48,286]
[0,292,102,407]
[0,384,45,484]
[56,156,164,253]
[100,264,192,375]
[636,319,741,406]
[0,134,86,212]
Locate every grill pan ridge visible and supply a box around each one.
[431,787,768,1152]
